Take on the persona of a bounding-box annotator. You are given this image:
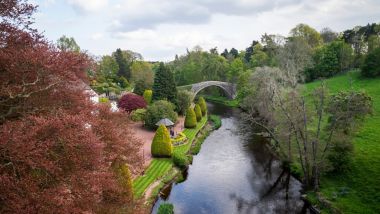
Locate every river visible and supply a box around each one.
[152,102,305,214]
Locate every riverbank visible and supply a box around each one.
[203,95,240,108]
[132,115,209,204]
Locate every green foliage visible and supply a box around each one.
[361,47,380,77]
[209,114,221,129]
[98,97,109,103]
[172,152,189,169]
[184,107,197,128]
[143,89,153,104]
[151,125,173,157]
[290,23,322,48]
[305,71,380,213]
[172,47,228,85]
[114,48,132,79]
[250,43,270,67]
[327,139,353,173]
[144,100,178,129]
[57,35,80,52]
[197,97,207,116]
[194,104,202,122]
[152,63,177,104]
[130,108,146,122]
[228,58,244,82]
[203,95,239,108]
[306,41,353,81]
[158,203,174,214]
[176,90,194,115]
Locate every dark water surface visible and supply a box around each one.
[152,103,304,214]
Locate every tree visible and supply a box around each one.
[361,47,380,77]
[320,27,338,43]
[228,58,245,82]
[152,62,177,104]
[98,55,119,81]
[117,93,147,113]
[114,48,131,79]
[57,35,80,52]
[290,23,322,49]
[184,107,197,128]
[176,90,194,115]
[229,48,239,58]
[131,61,154,86]
[144,100,178,129]
[143,89,153,104]
[0,1,144,212]
[198,97,207,116]
[134,79,151,96]
[250,43,269,68]
[244,40,259,62]
[194,104,202,121]
[242,67,372,190]
[151,125,173,157]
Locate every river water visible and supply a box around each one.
[152,102,305,214]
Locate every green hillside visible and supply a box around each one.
[305,71,380,213]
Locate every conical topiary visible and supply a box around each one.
[151,124,173,157]
[198,97,207,116]
[194,104,202,122]
[184,107,197,128]
[143,89,153,104]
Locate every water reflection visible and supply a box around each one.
[152,102,304,214]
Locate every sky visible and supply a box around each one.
[32,0,380,61]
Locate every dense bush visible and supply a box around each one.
[157,203,174,214]
[194,104,202,121]
[130,108,146,122]
[328,140,353,173]
[177,90,194,115]
[184,107,197,128]
[144,100,178,129]
[198,97,207,116]
[143,89,153,104]
[305,41,353,81]
[172,152,189,169]
[151,125,173,157]
[361,47,380,77]
[117,93,147,113]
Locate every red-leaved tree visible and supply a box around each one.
[118,93,147,113]
[0,1,145,213]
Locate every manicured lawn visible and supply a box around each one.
[133,158,173,199]
[305,71,380,213]
[132,115,208,199]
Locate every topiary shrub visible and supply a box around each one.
[194,104,202,122]
[130,108,146,122]
[99,97,109,103]
[158,203,174,214]
[361,47,380,77]
[112,161,133,201]
[151,125,173,157]
[117,93,147,113]
[172,152,189,169]
[143,89,153,104]
[184,107,196,128]
[144,100,178,129]
[198,97,207,116]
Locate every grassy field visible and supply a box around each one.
[132,115,208,199]
[305,71,380,213]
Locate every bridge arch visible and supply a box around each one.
[190,81,237,99]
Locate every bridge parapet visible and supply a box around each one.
[189,81,236,99]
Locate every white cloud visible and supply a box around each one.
[67,0,108,13]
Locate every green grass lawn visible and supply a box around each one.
[203,95,240,107]
[132,115,208,199]
[305,71,380,213]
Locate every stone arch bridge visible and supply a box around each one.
[178,81,237,99]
